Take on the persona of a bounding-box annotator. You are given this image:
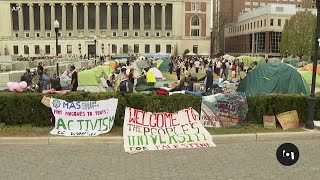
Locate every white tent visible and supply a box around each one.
[199,52,210,56]
[186,52,197,56]
[150,67,164,80]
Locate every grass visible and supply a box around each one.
[0,124,305,137]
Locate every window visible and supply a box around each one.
[135,32,139,37]
[35,45,40,54]
[58,33,61,37]
[166,45,172,54]
[26,33,29,38]
[123,44,128,53]
[145,32,149,37]
[47,33,50,37]
[270,19,274,26]
[145,44,150,53]
[24,45,29,55]
[264,19,266,26]
[191,16,200,36]
[113,32,117,37]
[155,44,161,53]
[134,44,139,53]
[45,45,50,54]
[15,33,19,38]
[191,3,201,11]
[278,19,281,26]
[192,45,198,54]
[13,46,18,55]
[67,45,72,54]
[254,22,256,28]
[167,32,171,37]
[69,33,72,37]
[36,33,40,37]
[156,32,160,37]
[124,32,128,37]
[112,44,117,53]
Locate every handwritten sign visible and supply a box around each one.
[263,115,276,129]
[276,110,299,130]
[123,107,216,153]
[49,98,118,136]
[200,92,248,128]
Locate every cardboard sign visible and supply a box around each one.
[200,92,248,128]
[123,107,216,153]
[263,115,276,129]
[276,110,299,130]
[49,98,118,136]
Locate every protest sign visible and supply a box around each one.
[49,98,118,136]
[276,110,299,130]
[123,107,216,153]
[263,115,276,129]
[200,92,248,128]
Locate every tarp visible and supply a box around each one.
[154,53,169,60]
[145,53,153,59]
[237,62,310,96]
[135,60,150,70]
[146,70,156,83]
[78,66,112,86]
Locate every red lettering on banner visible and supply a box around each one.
[149,114,157,127]
[54,110,62,115]
[129,108,137,123]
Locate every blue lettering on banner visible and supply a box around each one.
[81,102,99,110]
[62,102,81,109]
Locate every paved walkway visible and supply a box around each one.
[0,140,319,180]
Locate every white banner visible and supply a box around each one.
[50,98,118,136]
[123,107,216,153]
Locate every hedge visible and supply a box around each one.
[0,92,320,127]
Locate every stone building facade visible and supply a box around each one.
[0,0,211,57]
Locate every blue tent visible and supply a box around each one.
[145,53,153,59]
[154,53,169,60]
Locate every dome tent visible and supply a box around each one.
[237,62,310,96]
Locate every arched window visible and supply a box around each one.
[191,16,200,36]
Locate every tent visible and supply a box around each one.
[144,53,154,59]
[299,71,320,86]
[157,58,170,72]
[135,60,150,70]
[150,67,164,80]
[237,62,310,96]
[283,59,299,67]
[77,65,112,92]
[199,52,210,56]
[154,53,169,60]
[112,54,129,60]
[186,52,197,56]
[103,61,117,71]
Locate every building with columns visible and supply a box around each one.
[0,0,211,57]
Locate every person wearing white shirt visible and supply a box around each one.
[195,60,200,74]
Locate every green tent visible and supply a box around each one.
[284,59,299,67]
[78,66,112,86]
[237,62,310,96]
[157,58,170,72]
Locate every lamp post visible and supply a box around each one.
[306,0,320,129]
[54,20,60,76]
[94,36,97,65]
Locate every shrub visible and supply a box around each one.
[0,92,318,127]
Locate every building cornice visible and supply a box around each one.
[8,0,183,4]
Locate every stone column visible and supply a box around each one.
[151,3,155,36]
[61,3,67,37]
[95,3,100,36]
[17,3,23,37]
[72,3,78,36]
[118,3,122,33]
[251,33,255,54]
[161,3,166,36]
[140,3,144,33]
[40,3,45,37]
[107,3,111,35]
[28,3,34,37]
[129,3,133,35]
[84,3,89,36]
[50,3,55,37]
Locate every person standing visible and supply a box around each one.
[221,60,227,79]
[176,60,181,81]
[195,60,200,74]
[69,65,78,91]
[40,68,52,91]
[119,67,128,94]
[205,69,214,93]
[216,60,222,76]
[169,60,174,74]
[128,69,135,93]
[21,68,33,87]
